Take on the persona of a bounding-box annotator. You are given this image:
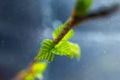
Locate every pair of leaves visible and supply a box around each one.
[35,39,80,62]
[35,21,80,62]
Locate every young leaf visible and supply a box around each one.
[52,40,80,59]
[24,74,34,80]
[74,0,92,16]
[35,39,55,62]
[52,41,71,56]
[52,21,74,40]
[32,62,47,75]
[68,42,80,59]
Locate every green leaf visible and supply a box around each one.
[32,62,47,75]
[52,40,80,59]
[35,39,80,62]
[35,39,55,62]
[24,74,34,80]
[52,21,74,40]
[75,0,92,16]
[52,41,71,56]
[68,42,80,59]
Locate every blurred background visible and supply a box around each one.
[0,0,120,80]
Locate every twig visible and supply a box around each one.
[53,4,119,44]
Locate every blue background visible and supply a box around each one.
[0,0,120,80]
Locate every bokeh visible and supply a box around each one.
[0,0,120,80]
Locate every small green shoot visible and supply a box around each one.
[24,62,47,80]
[35,21,80,62]
[74,0,92,16]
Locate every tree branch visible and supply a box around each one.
[53,4,119,44]
[72,4,119,26]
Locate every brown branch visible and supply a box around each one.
[53,4,119,45]
[72,4,119,26]
[53,19,73,44]
[13,60,37,80]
